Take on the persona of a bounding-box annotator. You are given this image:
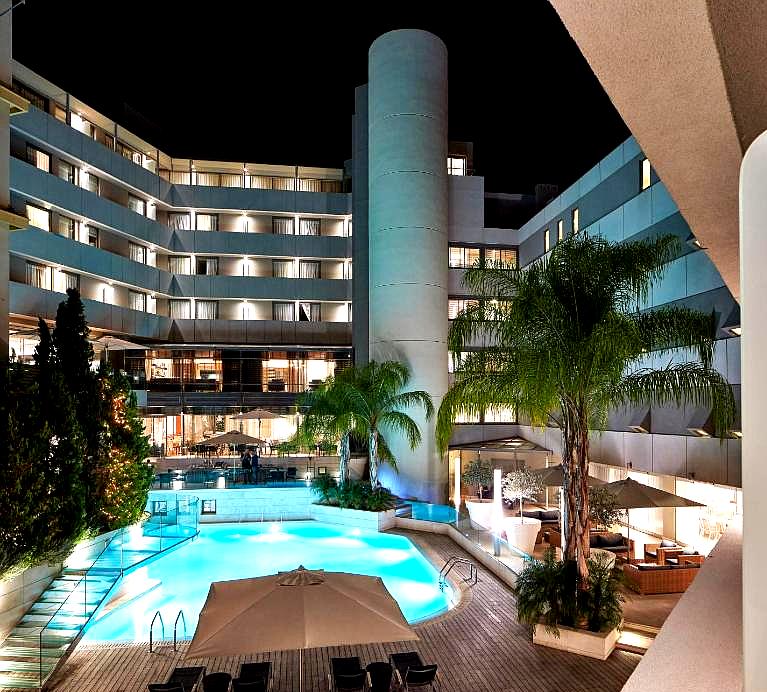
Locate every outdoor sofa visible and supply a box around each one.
[622,562,701,595]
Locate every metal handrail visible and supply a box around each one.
[439,556,478,586]
[173,609,187,651]
[149,610,165,653]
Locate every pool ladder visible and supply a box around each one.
[149,609,187,652]
[439,556,478,587]
[149,610,164,653]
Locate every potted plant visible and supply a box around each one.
[588,486,625,532]
[516,548,624,660]
[462,456,494,529]
[501,469,544,555]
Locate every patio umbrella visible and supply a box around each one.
[186,566,419,691]
[530,464,606,488]
[232,408,281,439]
[201,431,264,448]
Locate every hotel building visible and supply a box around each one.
[4,31,740,516]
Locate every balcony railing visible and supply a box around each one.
[159,169,343,193]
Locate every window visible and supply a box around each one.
[53,103,67,122]
[641,158,651,190]
[59,271,79,293]
[168,213,191,230]
[152,500,168,516]
[484,248,517,267]
[557,220,563,242]
[201,499,217,515]
[196,213,218,231]
[298,218,320,236]
[196,257,218,275]
[26,261,49,289]
[82,171,99,194]
[447,156,467,176]
[56,159,76,184]
[129,242,147,264]
[169,299,191,319]
[56,215,75,239]
[449,246,481,268]
[273,302,295,321]
[272,259,294,278]
[196,300,218,319]
[13,79,47,111]
[299,260,321,279]
[572,208,580,234]
[448,298,479,320]
[87,226,99,247]
[26,204,50,231]
[544,228,550,252]
[128,194,146,216]
[129,291,146,312]
[26,145,50,172]
[169,256,192,274]
[298,302,321,322]
[117,141,142,165]
[272,217,294,235]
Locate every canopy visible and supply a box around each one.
[198,431,264,447]
[232,409,281,421]
[601,477,705,509]
[187,567,418,679]
[530,464,606,488]
[92,335,148,351]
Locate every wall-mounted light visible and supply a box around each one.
[730,430,743,439]
[687,427,712,438]
[727,325,742,336]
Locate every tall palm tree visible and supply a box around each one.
[436,234,736,580]
[300,361,434,487]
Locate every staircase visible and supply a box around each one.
[0,512,199,690]
[616,621,661,655]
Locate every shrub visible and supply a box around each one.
[310,478,395,512]
[579,552,625,633]
[311,474,338,504]
[463,457,493,498]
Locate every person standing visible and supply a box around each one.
[241,449,252,484]
[251,447,260,484]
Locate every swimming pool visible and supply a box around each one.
[409,502,458,523]
[82,522,454,643]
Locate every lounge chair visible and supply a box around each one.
[239,661,272,688]
[390,651,423,679]
[148,666,206,692]
[400,665,438,690]
[202,672,232,692]
[329,656,363,691]
[232,679,267,692]
[286,467,298,482]
[334,672,367,691]
[366,661,393,692]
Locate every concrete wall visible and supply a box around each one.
[0,0,11,358]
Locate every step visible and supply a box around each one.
[0,659,57,673]
[0,669,49,688]
[29,602,97,617]
[0,646,67,660]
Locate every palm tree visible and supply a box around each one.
[436,234,736,580]
[300,361,434,487]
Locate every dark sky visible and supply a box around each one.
[12,2,629,194]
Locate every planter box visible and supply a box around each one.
[466,499,495,530]
[310,503,396,531]
[503,517,541,557]
[533,623,620,660]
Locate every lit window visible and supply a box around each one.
[557,219,564,241]
[129,242,147,264]
[299,260,321,279]
[168,212,191,230]
[26,261,50,289]
[484,248,517,267]
[272,260,294,278]
[26,204,50,231]
[448,299,479,320]
[298,218,320,236]
[57,159,76,184]
[129,291,146,312]
[544,228,550,253]
[196,300,218,319]
[196,257,218,276]
[128,194,146,216]
[87,226,99,247]
[56,215,75,239]
[26,145,50,173]
[272,217,294,235]
[169,256,191,274]
[641,158,651,190]
[447,156,467,176]
[449,246,481,268]
[273,302,295,321]
[196,213,218,231]
[298,302,321,322]
[572,208,580,233]
[169,299,191,319]
[81,171,99,194]
[57,271,79,293]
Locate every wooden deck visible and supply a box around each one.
[44,530,640,692]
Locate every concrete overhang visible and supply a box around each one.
[0,207,27,231]
[550,1,767,301]
[0,82,29,116]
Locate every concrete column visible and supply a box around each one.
[741,129,767,690]
[368,30,449,502]
[352,85,369,366]
[0,0,12,360]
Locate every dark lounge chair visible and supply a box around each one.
[400,665,438,690]
[239,661,272,685]
[148,666,206,692]
[232,679,267,692]
[366,661,394,692]
[202,672,232,692]
[329,657,363,691]
[334,672,367,691]
[147,686,183,692]
[390,651,423,679]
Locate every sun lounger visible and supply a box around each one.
[148,666,205,692]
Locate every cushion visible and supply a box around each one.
[671,563,700,569]
[589,534,600,548]
[540,510,560,521]
[637,563,671,571]
[598,533,625,548]
[681,547,698,555]
[660,539,678,548]
[521,510,542,520]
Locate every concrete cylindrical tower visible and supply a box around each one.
[368,30,449,502]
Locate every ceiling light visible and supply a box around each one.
[730,430,743,439]
[727,325,742,336]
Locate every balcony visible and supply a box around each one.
[169,275,350,301]
[168,319,351,346]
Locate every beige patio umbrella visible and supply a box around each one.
[187,566,419,691]
[232,408,281,440]
[530,464,606,488]
[200,431,264,448]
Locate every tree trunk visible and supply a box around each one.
[339,432,350,484]
[560,406,578,563]
[574,420,591,582]
[369,430,379,487]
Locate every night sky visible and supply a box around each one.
[12,2,629,194]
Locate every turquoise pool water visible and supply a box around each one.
[409,502,458,523]
[82,521,454,643]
